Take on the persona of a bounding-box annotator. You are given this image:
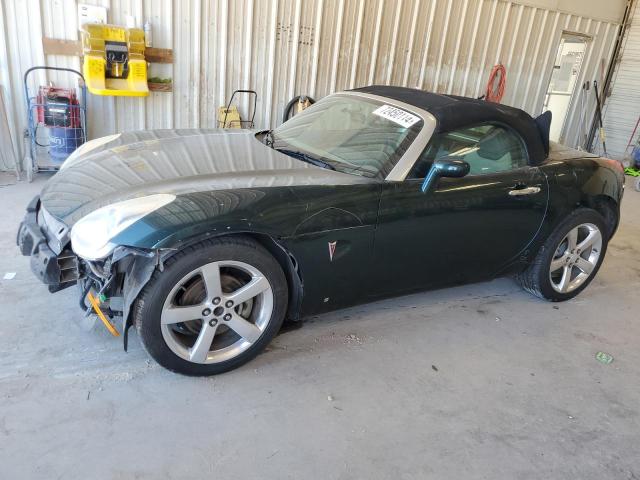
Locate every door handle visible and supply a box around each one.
[508,186,541,196]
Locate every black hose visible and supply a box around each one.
[79,278,92,310]
[34,124,49,147]
[282,95,315,124]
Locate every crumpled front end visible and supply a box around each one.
[17,196,158,347]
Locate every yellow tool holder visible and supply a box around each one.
[81,23,149,97]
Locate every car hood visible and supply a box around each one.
[40,129,369,225]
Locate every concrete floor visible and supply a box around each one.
[1,171,639,479]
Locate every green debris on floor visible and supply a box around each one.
[624,167,640,177]
[596,351,614,364]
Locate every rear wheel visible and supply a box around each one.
[135,236,288,375]
[517,209,608,301]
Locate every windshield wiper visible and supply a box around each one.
[276,148,336,171]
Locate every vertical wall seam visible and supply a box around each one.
[473,0,498,97]
[386,0,403,85]
[265,0,278,126]
[461,0,483,96]
[447,0,469,94]
[288,0,302,99]
[531,11,561,115]
[520,8,549,110]
[418,0,437,89]
[349,0,365,89]
[218,0,228,113]
[494,1,512,64]
[432,0,452,91]
[309,0,324,98]
[192,0,201,128]
[402,0,420,87]
[329,0,344,92]
[368,0,384,85]
[243,0,254,117]
[510,6,536,105]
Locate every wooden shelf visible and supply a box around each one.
[148,82,172,92]
[42,37,82,56]
[146,47,173,64]
[42,38,173,64]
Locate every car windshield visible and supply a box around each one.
[270,95,423,178]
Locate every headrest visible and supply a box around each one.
[535,111,552,156]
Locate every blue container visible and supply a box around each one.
[49,127,84,164]
[632,145,640,169]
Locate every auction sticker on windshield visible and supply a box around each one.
[373,105,420,128]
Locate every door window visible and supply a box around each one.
[409,124,529,179]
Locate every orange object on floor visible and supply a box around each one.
[87,292,120,337]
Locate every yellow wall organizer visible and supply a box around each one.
[81,23,149,97]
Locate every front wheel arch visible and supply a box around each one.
[121,232,302,335]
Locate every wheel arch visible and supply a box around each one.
[118,230,303,350]
[579,194,620,239]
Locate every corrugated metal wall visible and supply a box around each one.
[0,0,622,170]
[602,1,640,159]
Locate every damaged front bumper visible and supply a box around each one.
[17,196,79,292]
[17,196,163,349]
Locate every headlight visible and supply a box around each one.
[60,134,122,171]
[70,194,175,260]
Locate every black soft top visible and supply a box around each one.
[353,85,548,165]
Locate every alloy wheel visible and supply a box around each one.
[549,223,602,294]
[160,260,274,364]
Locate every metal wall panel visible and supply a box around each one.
[602,2,640,159]
[0,0,624,170]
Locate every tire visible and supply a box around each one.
[516,208,609,302]
[134,236,288,375]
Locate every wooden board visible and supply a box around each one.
[145,47,173,64]
[42,38,83,56]
[148,82,173,92]
[42,38,173,64]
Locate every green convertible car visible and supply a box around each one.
[18,86,624,375]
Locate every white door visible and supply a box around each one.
[544,33,589,143]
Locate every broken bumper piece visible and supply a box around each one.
[17,197,79,292]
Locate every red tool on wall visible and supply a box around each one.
[484,64,506,103]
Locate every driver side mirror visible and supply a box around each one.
[421,158,470,193]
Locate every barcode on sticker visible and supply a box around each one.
[372,105,420,128]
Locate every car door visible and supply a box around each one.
[372,123,548,296]
[284,183,382,316]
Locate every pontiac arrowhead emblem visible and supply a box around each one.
[328,241,337,262]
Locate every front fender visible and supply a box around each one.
[110,188,304,251]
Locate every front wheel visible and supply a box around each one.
[516,209,609,302]
[134,236,288,375]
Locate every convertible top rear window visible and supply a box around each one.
[272,96,423,178]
